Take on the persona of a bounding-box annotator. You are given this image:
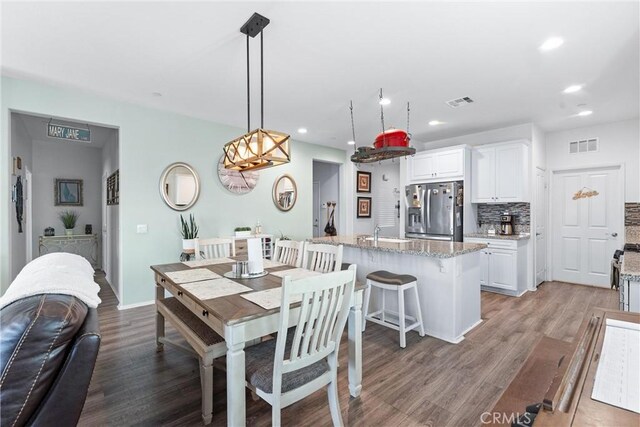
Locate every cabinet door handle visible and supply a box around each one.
[177,291,183,296]
[160,278,166,283]
[202,310,209,317]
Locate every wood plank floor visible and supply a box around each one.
[78,275,618,426]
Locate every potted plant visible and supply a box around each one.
[180,214,199,252]
[234,226,252,237]
[58,210,79,236]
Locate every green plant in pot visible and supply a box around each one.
[234,226,252,237]
[59,210,79,236]
[180,214,199,253]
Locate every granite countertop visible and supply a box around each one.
[309,235,487,259]
[464,233,530,241]
[621,251,640,282]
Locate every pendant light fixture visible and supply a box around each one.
[223,13,291,172]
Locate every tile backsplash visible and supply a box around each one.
[625,203,640,226]
[477,202,530,233]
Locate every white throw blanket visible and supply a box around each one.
[0,253,102,309]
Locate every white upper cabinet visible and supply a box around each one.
[407,147,464,183]
[471,141,529,203]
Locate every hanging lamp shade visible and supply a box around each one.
[223,13,291,171]
[223,128,290,172]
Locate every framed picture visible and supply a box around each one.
[357,196,372,218]
[55,178,83,206]
[356,171,371,193]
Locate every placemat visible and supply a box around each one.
[181,278,252,300]
[181,258,235,267]
[262,259,288,269]
[270,268,322,280]
[241,288,302,310]
[165,268,221,284]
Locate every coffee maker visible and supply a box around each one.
[500,212,514,235]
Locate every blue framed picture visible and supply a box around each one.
[55,178,83,206]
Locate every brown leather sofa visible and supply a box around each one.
[0,294,100,427]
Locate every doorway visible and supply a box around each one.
[551,165,623,287]
[312,161,340,237]
[535,167,547,286]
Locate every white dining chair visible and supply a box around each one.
[273,239,305,267]
[194,237,235,259]
[244,265,357,426]
[301,243,343,273]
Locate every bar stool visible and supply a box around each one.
[363,270,425,348]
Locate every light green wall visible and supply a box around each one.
[1,76,346,305]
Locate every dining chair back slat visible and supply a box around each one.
[302,243,343,273]
[273,239,304,267]
[194,238,235,259]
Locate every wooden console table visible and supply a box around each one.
[39,234,99,269]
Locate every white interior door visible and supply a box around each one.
[312,181,320,238]
[552,167,622,287]
[535,168,547,285]
[25,167,33,263]
[102,173,111,282]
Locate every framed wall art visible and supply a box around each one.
[107,170,119,205]
[357,196,372,218]
[55,178,83,206]
[356,171,371,193]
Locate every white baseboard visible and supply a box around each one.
[118,299,155,310]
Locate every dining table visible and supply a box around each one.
[150,258,364,426]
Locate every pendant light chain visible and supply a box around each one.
[379,88,387,147]
[246,34,250,133]
[260,30,264,129]
[406,102,411,139]
[349,100,356,152]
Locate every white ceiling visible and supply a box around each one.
[2,1,638,150]
[14,112,116,148]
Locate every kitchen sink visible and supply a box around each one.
[364,237,411,243]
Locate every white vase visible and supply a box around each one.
[182,238,195,253]
[65,228,73,236]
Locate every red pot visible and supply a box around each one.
[374,129,409,149]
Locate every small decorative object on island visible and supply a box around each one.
[58,210,79,236]
[85,224,92,235]
[179,214,199,253]
[44,227,55,237]
[222,13,290,172]
[234,226,252,237]
[349,90,416,164]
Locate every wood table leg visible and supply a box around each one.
[226,332,246,426]
[155,284,165,352]
[200,359,214,425]
[348,289,363,397]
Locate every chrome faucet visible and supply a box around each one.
[373,225,381,242]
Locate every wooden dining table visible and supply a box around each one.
[150,260,364,426]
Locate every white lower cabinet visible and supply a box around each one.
[465,237,528,296]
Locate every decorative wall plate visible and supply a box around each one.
[217,155,259,194]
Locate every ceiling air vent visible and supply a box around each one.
[446,96,474,108]
[569,138,598,154]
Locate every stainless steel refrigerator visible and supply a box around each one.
[405,181,464,241]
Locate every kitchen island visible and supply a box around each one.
[310,235,487,343]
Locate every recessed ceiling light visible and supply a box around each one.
[347,140,356,145]
[577,110,593,117]
[428,120,445,126]
[379,98,391,106]
[152,92,162,97]
[539,37,564,51]
[297,128,307,134]
[563,85,583,93]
